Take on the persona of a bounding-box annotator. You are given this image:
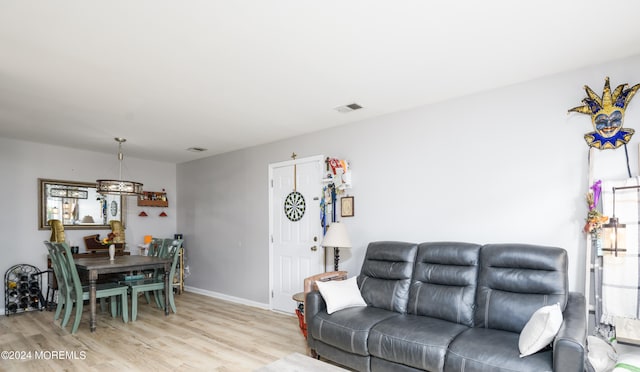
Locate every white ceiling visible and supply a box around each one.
[1,1,640,163]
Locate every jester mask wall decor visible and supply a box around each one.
[569,77,640,149]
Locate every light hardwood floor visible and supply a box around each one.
[0,292,309,371]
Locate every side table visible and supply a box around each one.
[292,292,306,338]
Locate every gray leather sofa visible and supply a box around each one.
[306,241,587,372]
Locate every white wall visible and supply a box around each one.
[2,55,638,312]
[178,54,640,306]
[0,138,177,310]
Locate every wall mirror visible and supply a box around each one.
[38,178,125,230]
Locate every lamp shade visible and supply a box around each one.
[81,215,95,223]
[321,222,351,248]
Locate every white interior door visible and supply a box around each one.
[270,155,324,313]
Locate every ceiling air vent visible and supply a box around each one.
[186,147,208,153]
[334,103,363,113]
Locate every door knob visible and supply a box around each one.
[310,245,317,251]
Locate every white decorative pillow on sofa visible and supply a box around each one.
[316,276,367,314]
[587,336,617,372]
[519,303,563,357]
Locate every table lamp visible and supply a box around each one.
[81,215,95,223]
[321,222,352,271]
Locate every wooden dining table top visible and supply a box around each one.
[74,254,174,332]
[75,255,171,274]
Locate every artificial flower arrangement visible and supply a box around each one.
[584,180,608,234]
[83,233,123,252]
[101,232,117,245]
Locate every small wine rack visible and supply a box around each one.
[4,264,45,315]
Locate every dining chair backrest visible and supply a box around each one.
[162,238,181,258]
[47,241,77,311]
[158,239,171,256]
[165,239,183,279]
[148,238,165,257]
[44,241,66,295]
[51,242,83,302]
[43,241,59,276]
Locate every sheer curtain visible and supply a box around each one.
[601,177,640,343]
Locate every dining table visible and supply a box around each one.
[74,255,172,332]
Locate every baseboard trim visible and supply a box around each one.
[0,288,275,317]
[183,285,271,310]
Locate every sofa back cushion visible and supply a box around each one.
[408,242,481,326]
[475,244,568,333]
[357,241,418,313]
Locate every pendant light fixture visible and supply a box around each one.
[96,137,143,196]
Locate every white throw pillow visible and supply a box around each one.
[587,336,617,372]
[519,303,563,357]
[316,276,367,314]
[613,353,640,372]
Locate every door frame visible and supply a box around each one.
[268,154,325,310]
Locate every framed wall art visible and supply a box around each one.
[341,196,354,217]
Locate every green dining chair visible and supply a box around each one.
[128,239,182,321]
[155,238,182,310]
[44,241,113,329]
[45,241,109,322]
[43,241,69,323]
[135,237,168,305]
[47,242,129,334]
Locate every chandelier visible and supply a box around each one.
[96,137,143,196]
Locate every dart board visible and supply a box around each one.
[284,191,306,221]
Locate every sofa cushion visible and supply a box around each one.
[519,303,563,357]
[316,276,367,314]
[408,242,481,326]
[369,314,469,371]
[587,335,617,372]
[445,328,553,372]
[475,244,568,333]
[358,241,418,313]
[371,357,427,372]
[313,342,372,372]
[309,306,399,356]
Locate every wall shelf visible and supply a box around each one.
[138,191,168,207]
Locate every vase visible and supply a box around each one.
[109,244,115,261]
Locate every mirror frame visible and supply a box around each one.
[38,178,126,230]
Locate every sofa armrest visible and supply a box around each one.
[305,290,326,321]
[553,292,587,372]
[305,290,326,347]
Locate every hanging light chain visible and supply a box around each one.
[116,138,125,181]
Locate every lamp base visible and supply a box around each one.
[334,247,340,271]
